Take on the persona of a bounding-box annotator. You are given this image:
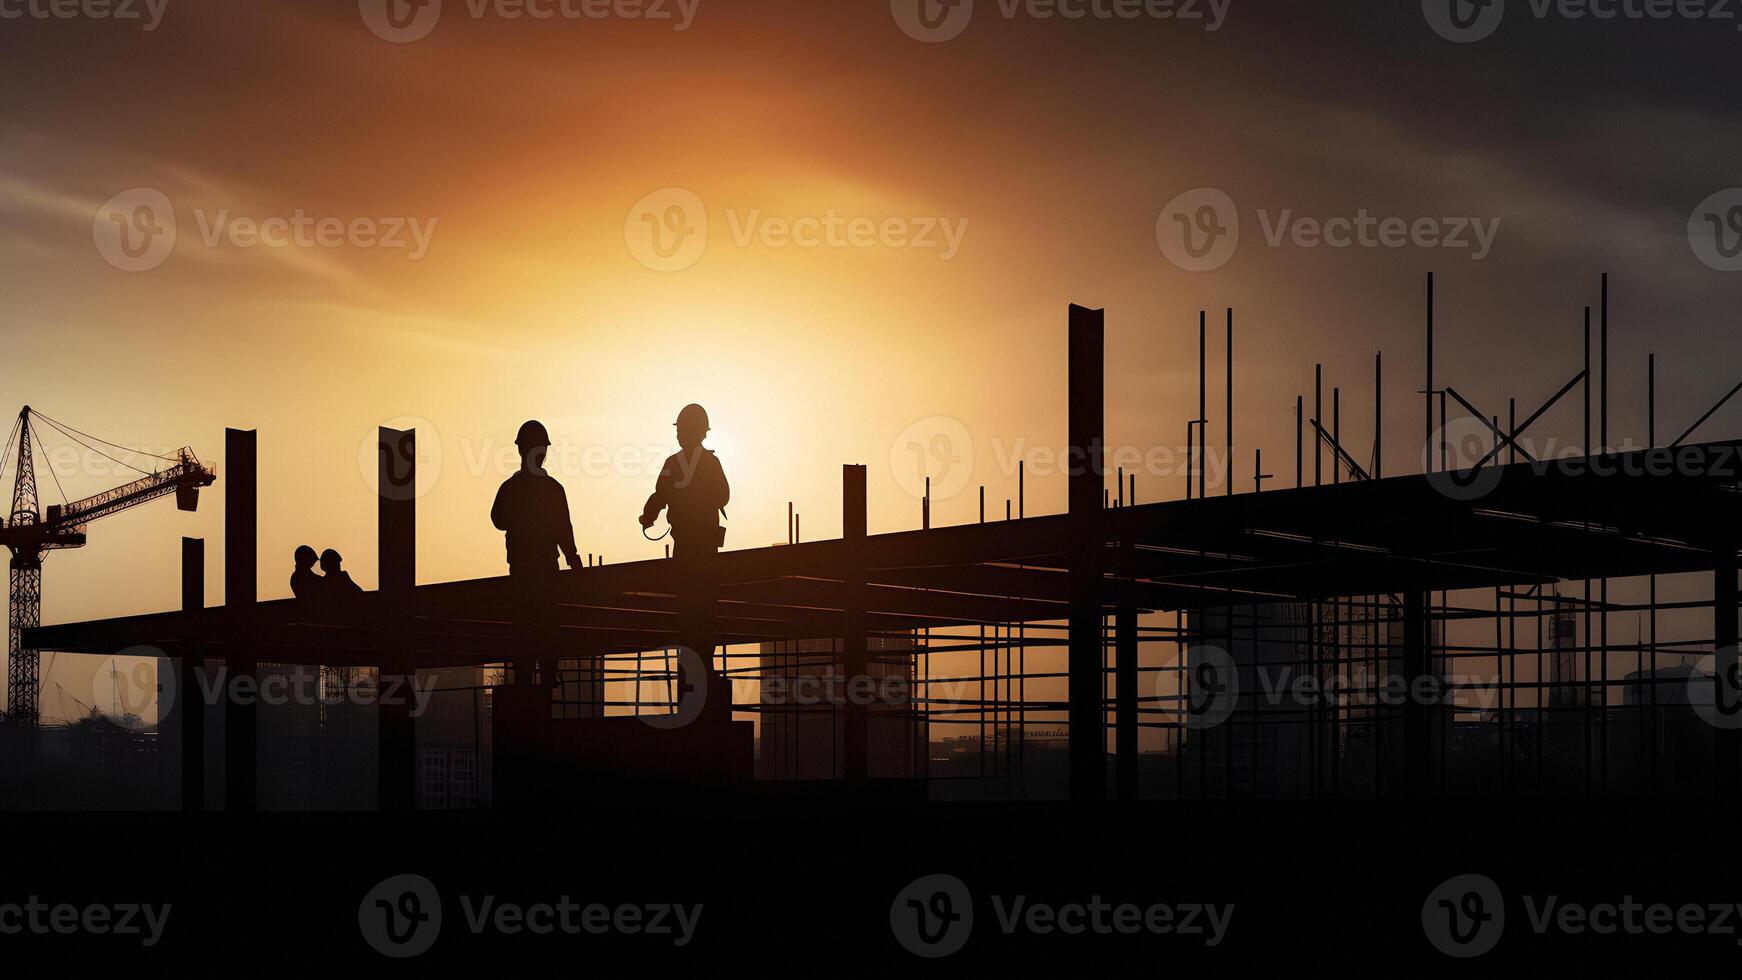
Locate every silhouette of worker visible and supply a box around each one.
[492,420,580,695]
[319,549,363,596]
[639,404,730,558]
[290,545,322,600]
[492,420,582,575]
[640,404,729,710]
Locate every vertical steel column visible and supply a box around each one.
[1068,304,1107,803]
[1715,536,1739,799]
[1116,573,1138,801]
[223,428,257,814]
[378,427,417,813]
[842,464,869,782]
[180,537,205,812]
[1403,589,1430,800]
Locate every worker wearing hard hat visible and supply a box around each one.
[639,404,730,559]
[492,420,582,575]
[640,405,730,712]
[493,420,581,697]
[290,545,321,600]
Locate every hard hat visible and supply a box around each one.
[675,404,710,431]
[515,420,551,447]
[294,545,317,565]
[320,548,343,565]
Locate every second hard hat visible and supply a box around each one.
[516,420,551,447]
[675,404,710,431]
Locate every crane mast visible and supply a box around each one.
[1,406,214,729]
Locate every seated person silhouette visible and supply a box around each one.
[290,545,322,600]
[320,549,364,598]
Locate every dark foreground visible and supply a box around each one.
[0,796,1731,969]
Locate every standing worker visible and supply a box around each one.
[493,420,581,693]
[639,404,729,712]
[639,404,730,556]
[493,420,582,576]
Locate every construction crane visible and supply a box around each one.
[0,406,215,729]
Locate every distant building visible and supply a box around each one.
[757,634,923,780]
[414,666,491,809]
[1622,662,1708,706]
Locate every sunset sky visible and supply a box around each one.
[2,0,1740,720]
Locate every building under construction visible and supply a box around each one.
[10,277,1742,813]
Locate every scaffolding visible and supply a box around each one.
[18,274,1742,810]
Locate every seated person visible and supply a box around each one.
[290,545,322,600]
[320,549,363,596]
